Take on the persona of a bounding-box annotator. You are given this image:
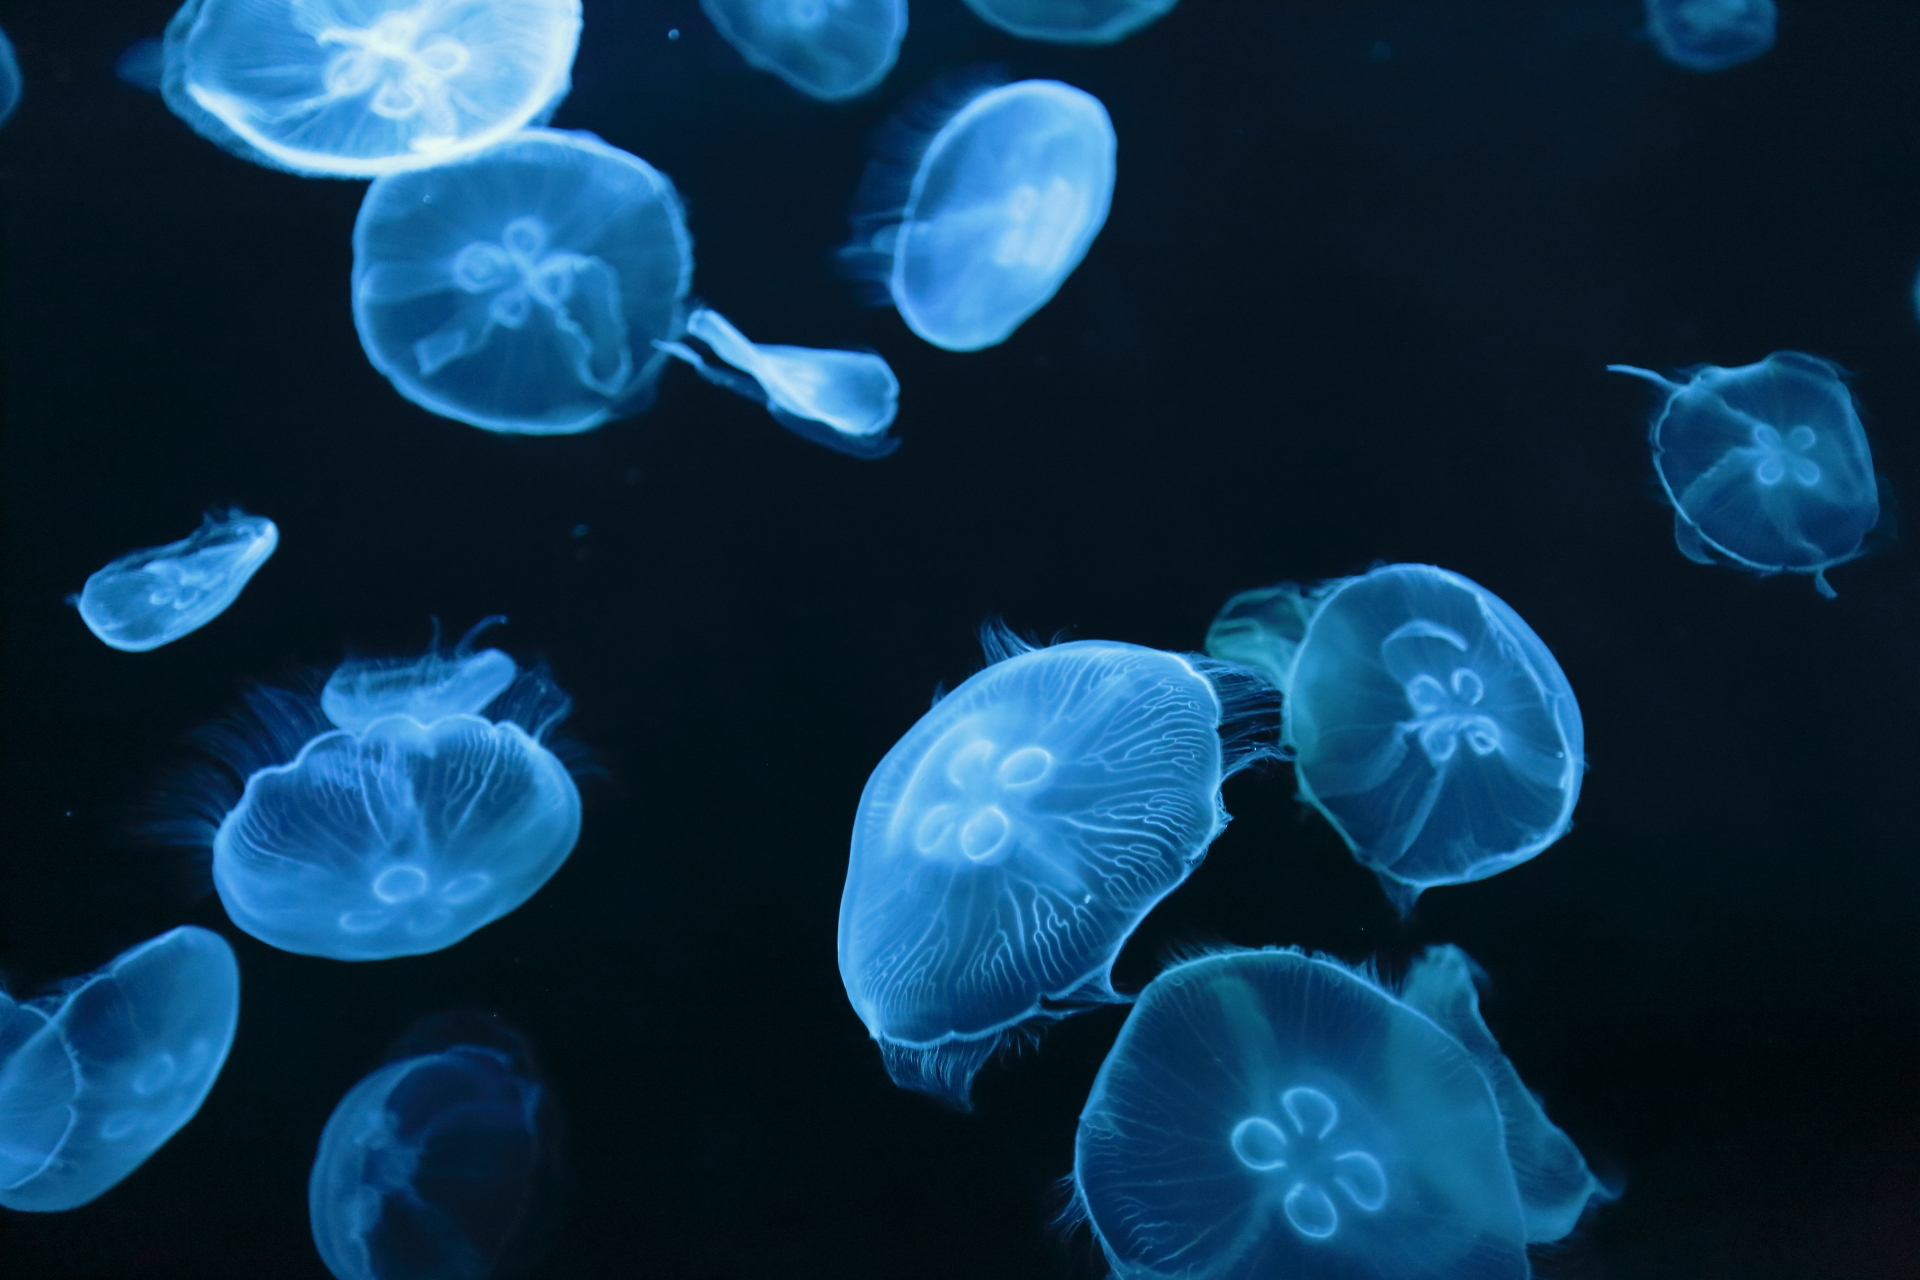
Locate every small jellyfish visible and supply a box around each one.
[73,509,279,652]
[1609,352,1881,596]
[0,926,240,1212]
[1643,0,1776,72]
[0,25,21,126]
[1071,946,1609,1280]
[159,0,581,177]
[353,128,693,435]
[322,617,519,732]
[839,625,1276,1105]
[962,0,1180,45]
[844,79,1117,352]
[116,37,167,93]
[1206,564,1584,913]
[701,0,906,100]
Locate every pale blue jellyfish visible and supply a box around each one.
[838,626,1276,1104]
[73,509,278,653]
[1207,564,1584,913]
[844,79,1117,352]
[702,0,906,100]
[321,618,519,732]
[0,26,21,126]
[0,927,240,1212]
[1609,353,1881,597]
[116,38,167,93]
[353,128,693,435]
[963,0,1179,45]
[160,0,580,177]
[1644,0,1776,71]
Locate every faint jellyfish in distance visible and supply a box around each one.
[0,25,22,125]
[701,0,906,100]
[1643,0,1776,71]
[116,37,166,93]
[73,508,278,652]
[962,0,1180,45]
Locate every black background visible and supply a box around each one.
[3,1,1918,1277]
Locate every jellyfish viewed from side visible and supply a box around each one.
[1207,564,1584,913]
[321,617,520,733]
[963,0,1179,45]
[74,509,279,653]
[0,25,22,126]
[702,0,906,101]
[0,927,240,1212]
[1643,0,1776,71]
[1608,353,1881,597]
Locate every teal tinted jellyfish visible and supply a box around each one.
[0,927,240,1212]
[1207,565,1584,913]
[322,618,519,732]
[74,509,278,653]
[702,0,906,100]
[0,26,21,126]
[1644,0,1775,71]
[963,0,1179,45]
[1609,353,1881,597]
[1072,946,1608,1280]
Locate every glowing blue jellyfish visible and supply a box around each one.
[0,26,21,126]
[74,509,279,653]
[1072,946,1609,1280]
[844,79,1116,352]
[353,128,693,435]
[159,0,580,177]
[702,0,906,100]
[117,38,166,93]
[322,618,518,732]
[1644,0,1776,71]
[962,0,1179,45]
[838,626,1276,1104]
[1207,564,1584,913]
[1609,353,1881,597]
[0,926,239,1212]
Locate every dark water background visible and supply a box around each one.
[3,1,1918,1276]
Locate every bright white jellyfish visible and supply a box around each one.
[158,0,581,177]
[74,509,278,652]
[701,0,906,100]
[1207,564,1584,914]
[0,25,21,126]
[0,927,240,1212]
[1643,0,1776,72]
[353,128,693,435]
[844,79,1116,352]
[838,626,1276,1105]
[1609,352,1881,597]
[1072,946,1609,1280]
[963,0,1179,45]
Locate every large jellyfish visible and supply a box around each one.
[353,128,693,435]
[702,0,906,101]
[962,0,1179,45]
[159,0,581,177]
[1072,946,1609,1280]
[1207,564,1584,913]
[73,509,279,653]
[0,927,240,1212]
[1609,353,1881,597]
[1643,0,1776,72]
[843,79,1116,352]
[0,25,21,127]
[838,626,1276,1105]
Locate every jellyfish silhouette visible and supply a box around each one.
[844,78,1116,352]
[0,927,240,1212]
[838,625,1276,1105]
[702,0,906,100]
[1071,946,1609,1280]
[0,25,21,126]
[962,0,1179,45]
[1207,564,1584,913]
[159,0,580,177]
[73,509,278,653]
[1609,353,1881,597]
[1643,0,1776,71]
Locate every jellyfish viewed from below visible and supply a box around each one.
[160,0,581,177]
[74,509,278,653]
[963,0,1179,45]
[1644,0,1776,71]
[701,0,906,100]
[1072,946,1609,1280]
[1207,564,1584,913]
[0,927,240,1212]
[1609,353,1881,596]
[353,128,693,434]
[0,26,21,126]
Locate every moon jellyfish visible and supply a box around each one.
[0,927,240,1212]
[117,38,167,93]
[1608,353,1881,597]
[353,128,693,435]
[702,0,906,100]
[962,0,1179,45]
[159,0,580,177]
[1207,564,1584,913]
[73,509,279,653]
[1644,0,1776,72]
[0,26,21,126]
[1071,946,1609,1280]
[838,626,1276,1105]
[322,619,519,733]
[844,79,1116,352]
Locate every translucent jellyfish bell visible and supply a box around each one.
[322,618,518,732]
[1643,0,1776,72]
[74,509,278,652]
[962,0,1180,45]
[0,927,240,1212]
[702,0,906,100]
[0,26,22,126]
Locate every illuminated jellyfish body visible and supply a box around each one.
[74,509,279,653]
[353,128,693,434]
[0,927,239,1212]
[159,0,580,177]
[1072,946,1608,1280]
[844,79,1116,352]
[0,26,21,126]
[1207,564,1583,913]
[321,619,519,732]
[702,0,906,100]
[1643,0,1775,72]
[838,627,1276,1104]
[1609,353,1881,597]
[963,0,1179,45]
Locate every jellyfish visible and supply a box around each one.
[0,25,21,127]
[0,926,240,1212]
[1206,564,1584,913]
[352,128,693,435]
[159,0,581,178]
[701,0,906,101]
[843,78,1117,352]
[1608,353,1881,596]
[1643,0,1776,72]
[838,625,1277,1105]
[116,37,166,93]
[322,617,519,732]
[962,0,1179,45]
[73,509,279,653]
